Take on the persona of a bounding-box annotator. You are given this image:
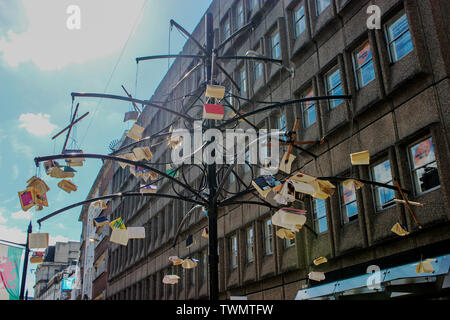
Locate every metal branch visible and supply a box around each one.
[318,176,411,194]
[71,92,195,122]
[170,19,209,56]
[217,95,352,129]
[214,61,241,92]
[171,61,203,91]
[217,55,283,64]
[36,192,204,227]
[136,54,205,64]
[171,204,203,247]
[34,153,208,203]
[218,200,277,209]
[216,21,253,51]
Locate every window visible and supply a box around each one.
[386,12,414,63]
[244,149,251,173]
[161,211,165,236]
[246,227,254,263]
[302,88,316,128]
[353,42,376,89]
[325,68,343,109]
[238,65,247,94]
[253,46,263,82]
[154,216,158,242]
[248,0,258,12]
[284,236,295,248]
[229,169,236,184]
[263,218,273,255]
[223,16,231,40]
[188,266,195,288]
[408,137,440,194]
[316,0,330,15]
[270,31,281,59]
[312,198,328,233]
[340,181,358,224]
[167,203,173,232]
[230,234,238,269]
[371,160,395,211]
[201,250,208,282]
[235,2,244,29]
[293,5,306,38]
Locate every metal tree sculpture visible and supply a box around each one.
[32,13,413,301]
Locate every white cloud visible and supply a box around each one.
[57,223,65,229]
[49,235,69,246]
[0,210,7,224]
[18,112,58,137]
[0,0,146,70]
[0,224,26,244]
[12,164,19,180]
[11,210,32,220]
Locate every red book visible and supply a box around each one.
[203,104,224,120]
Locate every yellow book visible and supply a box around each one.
[28,233,49,249]
[350,150,370,165]
[126,123,145,141]
[132,146,153,161]
[26,176,50,195]
[391,223,409,236]
[110,227,129,246]
[205,84,225,99]
[313,257,328,266]
[279,152,296,174]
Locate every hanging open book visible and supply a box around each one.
[252,175,282,198]
[126,123,145,141]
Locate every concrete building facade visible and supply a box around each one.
[78,0,449,300]
[33,241,80,300]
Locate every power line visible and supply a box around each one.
[79,0,149,148]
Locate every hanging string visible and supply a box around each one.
[168,22,172,71]
[348,99,356,178]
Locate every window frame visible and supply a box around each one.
[293,4,306,39]
[222,14,231,41]
[352,41,376,90]
[370,158,396,211]
[301,87,317,128]
[312,197,328,234]
[263,218,273,255]
[246,226,254,263]
[407,136,440,196]
[384,11,414,63]
[235,1,244,30]
[316,0,331,16]
[324,67,344,110]
[237,64,247,94]
[230,234,238,270]
[270,30,281,60]
[339,181,359,224]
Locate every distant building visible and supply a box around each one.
[77,160,114,300]
[33,241,80,300]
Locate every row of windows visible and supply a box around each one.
[316,136,440,228]
[231,9,414,127]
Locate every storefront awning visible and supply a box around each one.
[295,254,450,300]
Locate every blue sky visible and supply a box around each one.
[0,0,212,298]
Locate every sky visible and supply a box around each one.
[0,0,212,298]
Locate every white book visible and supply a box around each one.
[127,227,145,239]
